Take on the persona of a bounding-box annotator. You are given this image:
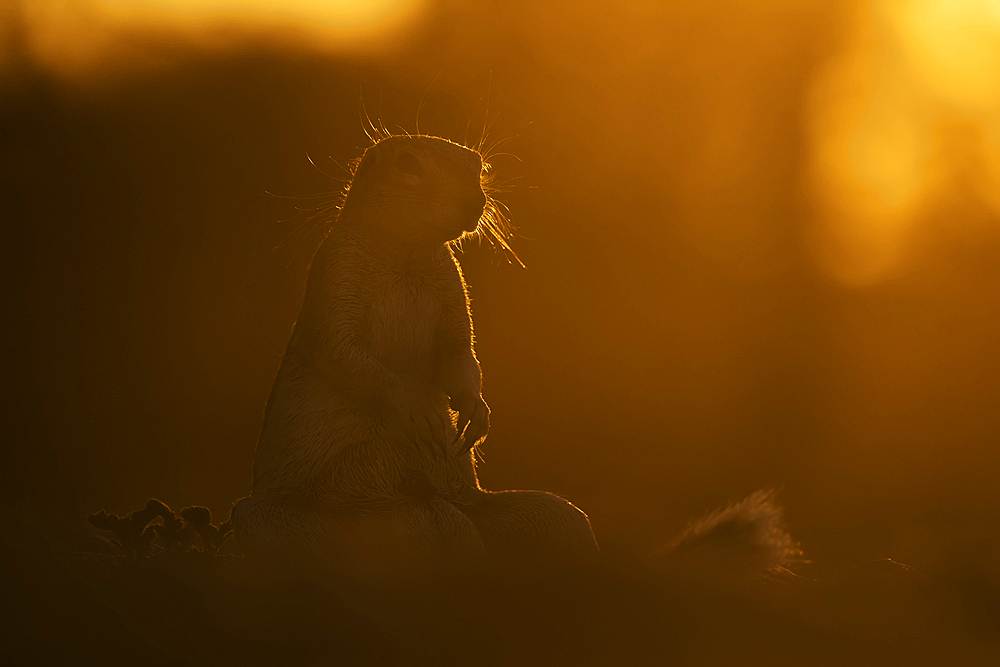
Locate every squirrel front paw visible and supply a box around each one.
[450,393,490,453]
[395,394,451,457]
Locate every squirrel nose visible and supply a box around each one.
[461,191,487,229]
[468,191,486,215]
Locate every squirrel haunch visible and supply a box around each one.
[232,135,597,577]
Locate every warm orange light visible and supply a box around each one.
[806,0,1000,285]
[12,0,428,80]
[895,0,1000,112]
[97,0,426,37]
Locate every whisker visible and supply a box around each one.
[416,71,442,136]
[477,71,493,155]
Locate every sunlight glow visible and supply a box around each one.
[807,0,1000,285]
[96,0,421,34]
[895,0,1000,111]
[13,0,427,80]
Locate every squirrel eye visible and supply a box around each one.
[394,152,423,177]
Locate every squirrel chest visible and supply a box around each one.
[361,269,447,381]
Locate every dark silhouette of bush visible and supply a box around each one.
[180,505,233,554]
[87,499,162,558]
[147,499,187,551]
[88,498,197,557]
[88,499,237,560]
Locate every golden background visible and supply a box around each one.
[2,0,999,576]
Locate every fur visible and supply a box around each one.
[656,490,802,579]
[232,135,597,579]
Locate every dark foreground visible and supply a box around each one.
[3,536,999,666]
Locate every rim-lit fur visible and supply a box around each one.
[231,135,596,580]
